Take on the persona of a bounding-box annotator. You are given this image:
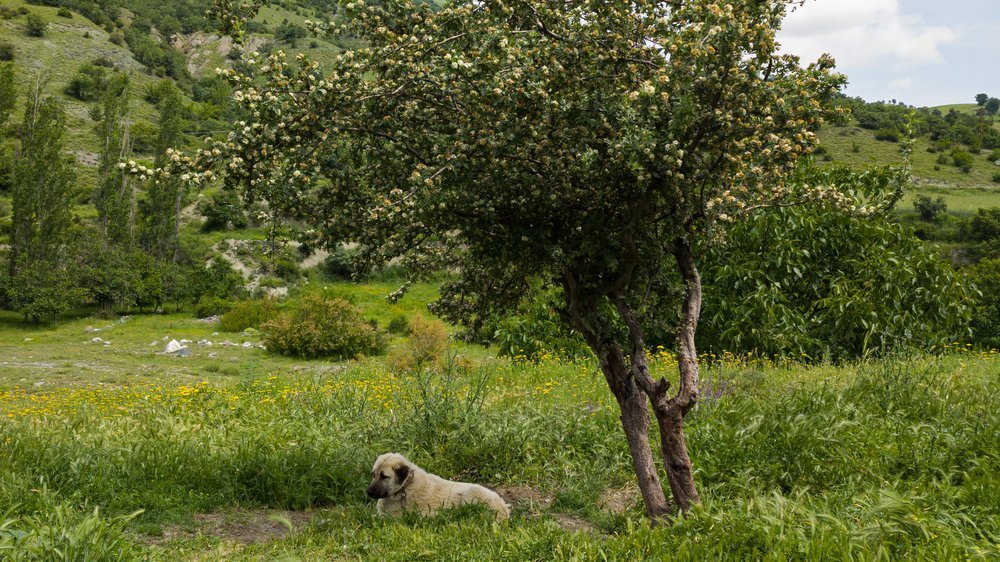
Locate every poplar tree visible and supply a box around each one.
[94,72,134,246]
[8,78,76,322]
[141,80,185,262]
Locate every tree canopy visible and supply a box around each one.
[163,0,849,517]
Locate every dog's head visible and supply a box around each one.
[367,453,415,500]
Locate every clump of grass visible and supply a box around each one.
[386,316,449,372]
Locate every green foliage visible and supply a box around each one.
[322,245,358,280]
[23,14,46,37]
[950,148,975,168]
[8,83,75,322]
[873,127,900,143]
[57,6,72,18]
[64,63,111,102]
[0,505,141,561]
[912,194,947,222]
[184,258,246,304]
[0,42,14,62]
[698,166,975,360]
[93,72,134,246]
[261,294,387,359]
[387,314,410,335]
[386,315,449,372]
[975,93,989,106]
[273,256,300,281]
[219,298,278,332]
[986,98,1000,116]
[0,62,15,128]
[198,188,249,232]
[193,296,232,318]
[970,258,1000,348]
[493,286,590,362]
[969,207,1000,242]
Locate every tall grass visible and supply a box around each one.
[0,355,996,559]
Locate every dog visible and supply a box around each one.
[367,452,510,521]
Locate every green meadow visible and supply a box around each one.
[0,283,997,561]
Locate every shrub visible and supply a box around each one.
[951,148,974,168]
[198,189,248,232]
[993,173,1000,184]
[913,195,947,222]
[64,64,110,101]
[386,316,450,372]
[935,153,949,166]
[261,295,387,359]
[971,258,1000,348]
[989,149,1000,161]
[873,128,900,142]
[194,296,232,318]
[24,14,46,37]
[57,7,72,18]
[130,120,159,153]
[274,257,300,281]
[387,314,410,335]
[492,285,590,362]
[109,30,124,46]
[323,245,358,280]
[0,42,14,61]
[220,298,278,332]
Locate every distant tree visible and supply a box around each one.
[986,97,1000,116]
[140,80,186,262]
[913,194,947,222]
[6,79,77,322]
[976,93,989,106]
[24,13,46,37]
[0,62,15,128]
[94,72,135,246]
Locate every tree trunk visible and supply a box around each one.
[651,243,703,512]
[597,346,671,518]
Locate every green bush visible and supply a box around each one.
[698,166,975,360]
[198,188,248,232]
[24,14,45,37]
[57,7,72,18]
[493,285,590,362]
[912,195,947,222]
[0,42,14,61]
[322,246,358,280]
[261,295,387,359]
[951,148,975,168]
[386,316,450,372]
[219,298,278,332]
[992,173,1000,184]
[193,296,232,318]
[387,314,410,335]
[971,258,1000,348]
[873,128,900,142]
[274,257,300,281]
[129,120,159,153]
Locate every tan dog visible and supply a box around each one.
[367,453,510,521]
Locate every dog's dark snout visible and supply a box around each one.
[367,484,386,499]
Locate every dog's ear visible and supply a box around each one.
[394,463,410,484]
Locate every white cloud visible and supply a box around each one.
[779,0,956,69]
[888,77,914,90]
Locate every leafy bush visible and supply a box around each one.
[951,148,975,168]
[129,120,159,153]
[387,314,410,335]
[219,298,277,332]
[274,257,300,281]
[24,14,45,37]
[970,207,1000,242]
[0,42,14,61]
[64,64,110,102]
[198,188,248,232]
[261,295,387,359]
[492,285,590,362]
[386,316,450,372]
[912,195,947,222]
[193,296,232,318]
[873,128,900,142]
[322,245,358,280]
[971,258,1000,348]
[698,166,975,360]
[57,7,72,18]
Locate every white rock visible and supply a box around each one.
[84,326,100,333]
[163,339,184,354]
[23,338,32,342]
[180,339,192,345]
[91,337,104,344]
[208,352,218,358]
[242,342,253,348]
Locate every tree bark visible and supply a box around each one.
[597,346,671,518]
[656,242,703,512]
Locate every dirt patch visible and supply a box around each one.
[495,485,554,511]
[148,509,312,545]
[598,485,640,515]
[71,150,99,167]
[549,513,597,534]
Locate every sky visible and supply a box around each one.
[778,0,1000,107]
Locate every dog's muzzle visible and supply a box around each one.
[367,484,387,500]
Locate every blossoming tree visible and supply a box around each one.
[154,0,847,517]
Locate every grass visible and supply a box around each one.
[0,289,997,560]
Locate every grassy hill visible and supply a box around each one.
[818,120,1000,213]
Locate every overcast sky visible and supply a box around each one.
[778,0,999,107]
